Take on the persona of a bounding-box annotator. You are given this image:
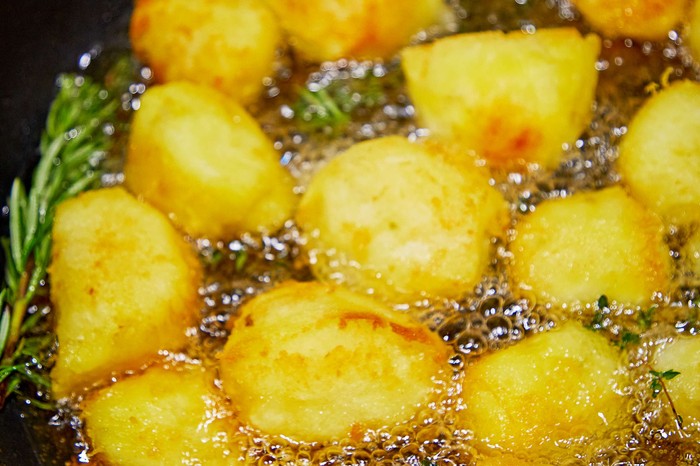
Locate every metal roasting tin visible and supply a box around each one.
[1,0,700,464]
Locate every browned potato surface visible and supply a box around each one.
[617,81,700,228]
[296,136,508,302]
[130,0,279,104]
[124,82,297,240]
[691,0,700,61]
[83,364,243,465]
[509,187,671,307]
[218,281,451,443]
[49,188,201,398]
[401,28,600,171]
[462,321,629,458]
[570,0,690,40]
[263,0,449,62]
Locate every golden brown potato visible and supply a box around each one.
[690,0,700,61]
[509,187,671,307]
[83,364,243,466]
[401,28,601,171]
[49,187,201,398]
[571,0,690,40]
[652,336,700,424]
[263,0,449,62]
[462,321,629,456]
[124,82,297,240]
[130,0,279,104]
[295,136,508,303]
[617,81,700,228]
[218,281,451,442]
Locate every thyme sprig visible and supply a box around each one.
[649,369,684,433]
[0,73,118,408]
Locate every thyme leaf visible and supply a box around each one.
[0,73,119,409]
[235,249,249,272]
[587,294,609,331]
[617,330,640,350]
[638,304,656,330]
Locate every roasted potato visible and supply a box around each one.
[509,187,671,307]
[690,0,700,61]
[130,0,279,104]
[401,28,601,171]
[462,321,629,457]
[617,80,700,228]
[124,82,297,240]
[49,188,201,398]
[263,0,449,62]
[83,364,243,466]
[570,0,690,40]
[218,281,451,443]
[652,336,700,424]
[295,136,509,302]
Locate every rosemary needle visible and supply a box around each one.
[0,73,119,408]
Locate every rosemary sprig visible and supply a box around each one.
[292,73,385,133]
[0,73,118,408]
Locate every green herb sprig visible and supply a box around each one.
[587,294,610,331]
[649,368,684,433]
[293,73,385,133]
[0,73,118,408]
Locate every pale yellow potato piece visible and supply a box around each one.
[401,28,600,171]
[690,0,700,61]
[83,364,243,466]
[124,82,297,240]
[510,187,671,306]
[617,81,700,227]
[263,0,448,62]
[295,136,508,302]
[462,321,628,455]
[218,281,451,442]
[130,0,279,104]
[49,188,201,398]
[571,0,689,40]
[653,336,700,424]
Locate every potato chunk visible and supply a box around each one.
[401,28,600,171]
[617,81,700,227]
[295,136,508,302]
[690,1,700,61]
[49,188,201,398]
[652,336,700,424]
[461,322,628,456]
[263,0,448,62]
[130,0,279,104]
[509,187,671,306]
[83,365,243,466]
[124,82,297,240]
[218,281,451,442]
[570,0,689,40]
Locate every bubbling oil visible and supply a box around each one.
[56,0,700,464]
[194,1,700,464]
